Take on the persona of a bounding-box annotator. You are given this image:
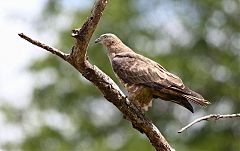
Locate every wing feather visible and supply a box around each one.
[112,52,186,93]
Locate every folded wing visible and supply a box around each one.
[112,52,210,112]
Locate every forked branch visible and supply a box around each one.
[18,0,174,151]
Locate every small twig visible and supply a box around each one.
[18,33,69,61]
[178,113,240,133]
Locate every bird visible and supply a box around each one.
[95,33,210,113]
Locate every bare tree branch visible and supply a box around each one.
[178,113,240,133]
[18,0,174,151]
[18,33,70,61]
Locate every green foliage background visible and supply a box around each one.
[2,0,240,150]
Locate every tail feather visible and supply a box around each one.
[171,99,194,113]
[154,86,210,113]
[180,87,210,107]
[182,94,210,107]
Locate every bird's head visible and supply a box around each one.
[95,33,122,46]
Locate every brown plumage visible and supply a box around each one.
[95,33,210,112]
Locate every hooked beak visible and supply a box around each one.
[95,38,101,43]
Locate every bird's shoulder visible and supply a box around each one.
[112,52,147,70]
[113,51,158,68]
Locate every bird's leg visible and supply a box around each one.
[123,114,129,121]
[70,46,75,55]
[123,95,145,120]
[127,95,144,111]
[140,108,146,114]
[122,95,130,120]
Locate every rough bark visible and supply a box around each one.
[19,0,174,150]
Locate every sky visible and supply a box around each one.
[0,0,48,145]
[0,0,92,109]
[0,0,48,108]
[0,0,92,146]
